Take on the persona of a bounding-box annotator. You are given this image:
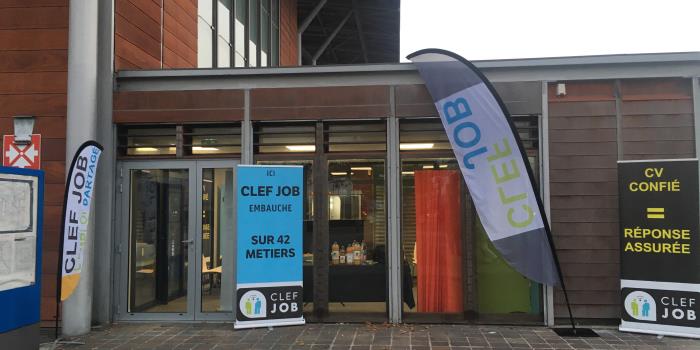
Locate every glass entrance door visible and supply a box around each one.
[195,161,236,320]
[116,160,237,321]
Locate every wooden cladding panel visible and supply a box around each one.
[548,81,615,102]
[113,89,245,123]
[0,6,68,30]
[163,0,197,68]
[621,79,695,160]
[621,78,692,101]
[115,0,162,70]
[548,78,696,321]
[548,81,620,320]
[115,0,197,70]
[395,84,438,118]
[0,50,67,73]
[279,0,297,66]
[251,86,391,120]
[0,2,68,323]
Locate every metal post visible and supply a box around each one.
[386,87,402,323]
[242,89,253,164]
[92,0,115,326]
[615,80,623,160]
[63,0,99,336]
[541,81,555,327]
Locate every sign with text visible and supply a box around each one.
[235,165,304,329]
[0,167,43,336]
[619,159,700,338]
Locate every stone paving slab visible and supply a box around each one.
[40,323,700,350]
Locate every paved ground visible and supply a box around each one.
[41,323,700,350]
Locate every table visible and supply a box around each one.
[302,263,415,309]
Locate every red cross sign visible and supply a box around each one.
[3,134,41,169]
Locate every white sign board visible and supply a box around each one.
[0,174,38,292]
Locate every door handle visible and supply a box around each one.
[181,239,194,245]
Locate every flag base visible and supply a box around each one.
[553,327,599,337]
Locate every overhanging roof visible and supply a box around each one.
[297,0,400,65]
[116,52,700,91]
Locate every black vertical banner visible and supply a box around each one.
[618,159,700,337]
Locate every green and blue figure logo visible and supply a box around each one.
[239,290,267,318]
[625,291,656,321]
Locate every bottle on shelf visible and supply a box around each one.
[353,241,361,265]
[331,241,339,265]
[339,245,346,264]
[346,243,354,265]
[360,241,367,264]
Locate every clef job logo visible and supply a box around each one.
[239,290,267,318]
[625,290,657,321]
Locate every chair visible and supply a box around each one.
[202,256,222,293]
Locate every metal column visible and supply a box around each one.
[541,81,555,327]
[92,0,115,326]
[386,87,402,323]
[63,0,99,336]
[242,89,253,164]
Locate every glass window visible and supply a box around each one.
[254,123,316,153]
[399,117,543,323]
[260,0,270,67]
[271,0,279,66]
[216,0,232,68]
[399,119,451,151]
[118,126,177,156]
[327,121,386,152]
[200,168,235,313]
[184,125,242,155]
[234,0,247,67]
[248,0,259,67]
[401,159,463,316]
[128,169,189,313]
[198,0,215,68]
[327,160,386,314]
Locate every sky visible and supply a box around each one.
[400,0,700,61]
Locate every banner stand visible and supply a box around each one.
[407,48,596,337]
[618,159,700,338]
[54,141,103,342]
[235,165,305,329]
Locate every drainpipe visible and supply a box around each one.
[63,0,99,336]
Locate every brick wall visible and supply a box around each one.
[0,0,69,323]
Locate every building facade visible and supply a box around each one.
[1,0,699,328]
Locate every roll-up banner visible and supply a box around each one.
[618,159,700,338]
[58,141,103,302]
[235,165,304,329]
[408,49,560,286]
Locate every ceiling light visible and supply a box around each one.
[331,172,347,176]
[422,165,434,169]
[439,164,448,168]
[134,147,159,153]
[401,171,415,175]
[192,146,220,151]
[286,145,315,152]
[400,143,434,150]
[350,167,373,171]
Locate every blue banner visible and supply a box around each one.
[235,165,304,329]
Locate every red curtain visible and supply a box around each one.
[414,170,463,313]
